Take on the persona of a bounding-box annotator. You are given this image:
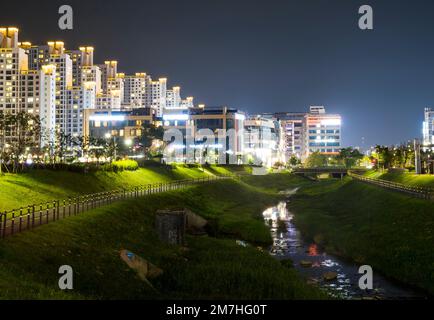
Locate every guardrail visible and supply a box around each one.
[348,171,434,200]
[0,175,232,239]
[293,167,348,172]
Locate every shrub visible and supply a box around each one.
[106,160,139,172]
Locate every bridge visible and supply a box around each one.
[292,167,358,179]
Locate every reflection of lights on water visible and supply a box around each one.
[263,203,419,300]
[308,244,319,256]
[321,259,340,268]
[262,202,288,222]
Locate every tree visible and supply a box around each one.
[373,145,393,170]
[3,112,41,172]
[304,151,327,168]
[338,147,364,168]
[139,123,165,158]
[54,130,72,164]
[288,155,301,167]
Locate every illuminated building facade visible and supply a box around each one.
[47,41,73,133]
[303,106,341,160]
[163,106,245,164]
[65,84,96,137]
[423,107,434,149]
[146,78,167,117]
[27,44,50,71]
[0,27,56,147]
[83,107,155,143]
[96,61,123,110]
[64,49,83,87]
[166,86,181,109]
[180,96,194,109]
[122,73,149,108]
[244,115,284,167]
[273,112,305,160]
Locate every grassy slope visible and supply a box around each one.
[0,166,216,212]
[364,170,434,188]
[0,178,325,300]
[290,177,434,295]
[240,173,311,194]
[0,164,256,212]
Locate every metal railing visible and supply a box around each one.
[292,167,349,174]
[0,175,232,239]
[348,171,434,200]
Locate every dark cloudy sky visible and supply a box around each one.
[2,0,434,149]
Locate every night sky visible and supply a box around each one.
[2,0,434,149]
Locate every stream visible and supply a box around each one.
[263,198,427,300]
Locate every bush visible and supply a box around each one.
[104,160,139,172]
[12,160,139,173]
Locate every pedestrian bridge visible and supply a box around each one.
[292,167,350,179]
[293,167,348,173]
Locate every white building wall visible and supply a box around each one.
[39,65,57,147]
[423,107,434,148]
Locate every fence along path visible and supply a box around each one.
[348,171,434,200]
[0,175,231,239]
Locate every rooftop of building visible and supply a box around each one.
[189,106,244,115]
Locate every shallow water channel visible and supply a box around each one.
[262,200,427,300]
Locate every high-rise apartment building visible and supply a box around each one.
[65,49,83,87]
[146,77,167,117]
[37,65,57,146]
[166,86,181,109]
[423,107,434,149]
[64,83,96,137]
[80,47,101,95]
[26,44,50,71]
[0,27,56,148]
[19,67,57,147]
[0,27,27,115]
[47,41,73,133]
[122,73,149,109]
[96,61,123,110]
[180,96,194,109]
[98,61,119,94]
[107,75,124,106]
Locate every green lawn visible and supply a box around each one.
[364,170,434,188]
[0,165,212,212]
[240,173,310,194]
[289,177,434,295]
[0,179,325,300]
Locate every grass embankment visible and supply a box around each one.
[0,176,325,300]
[0,165,244,212]
[290,177,434,295]
[240,173,311,194]
[364,170,434,188]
